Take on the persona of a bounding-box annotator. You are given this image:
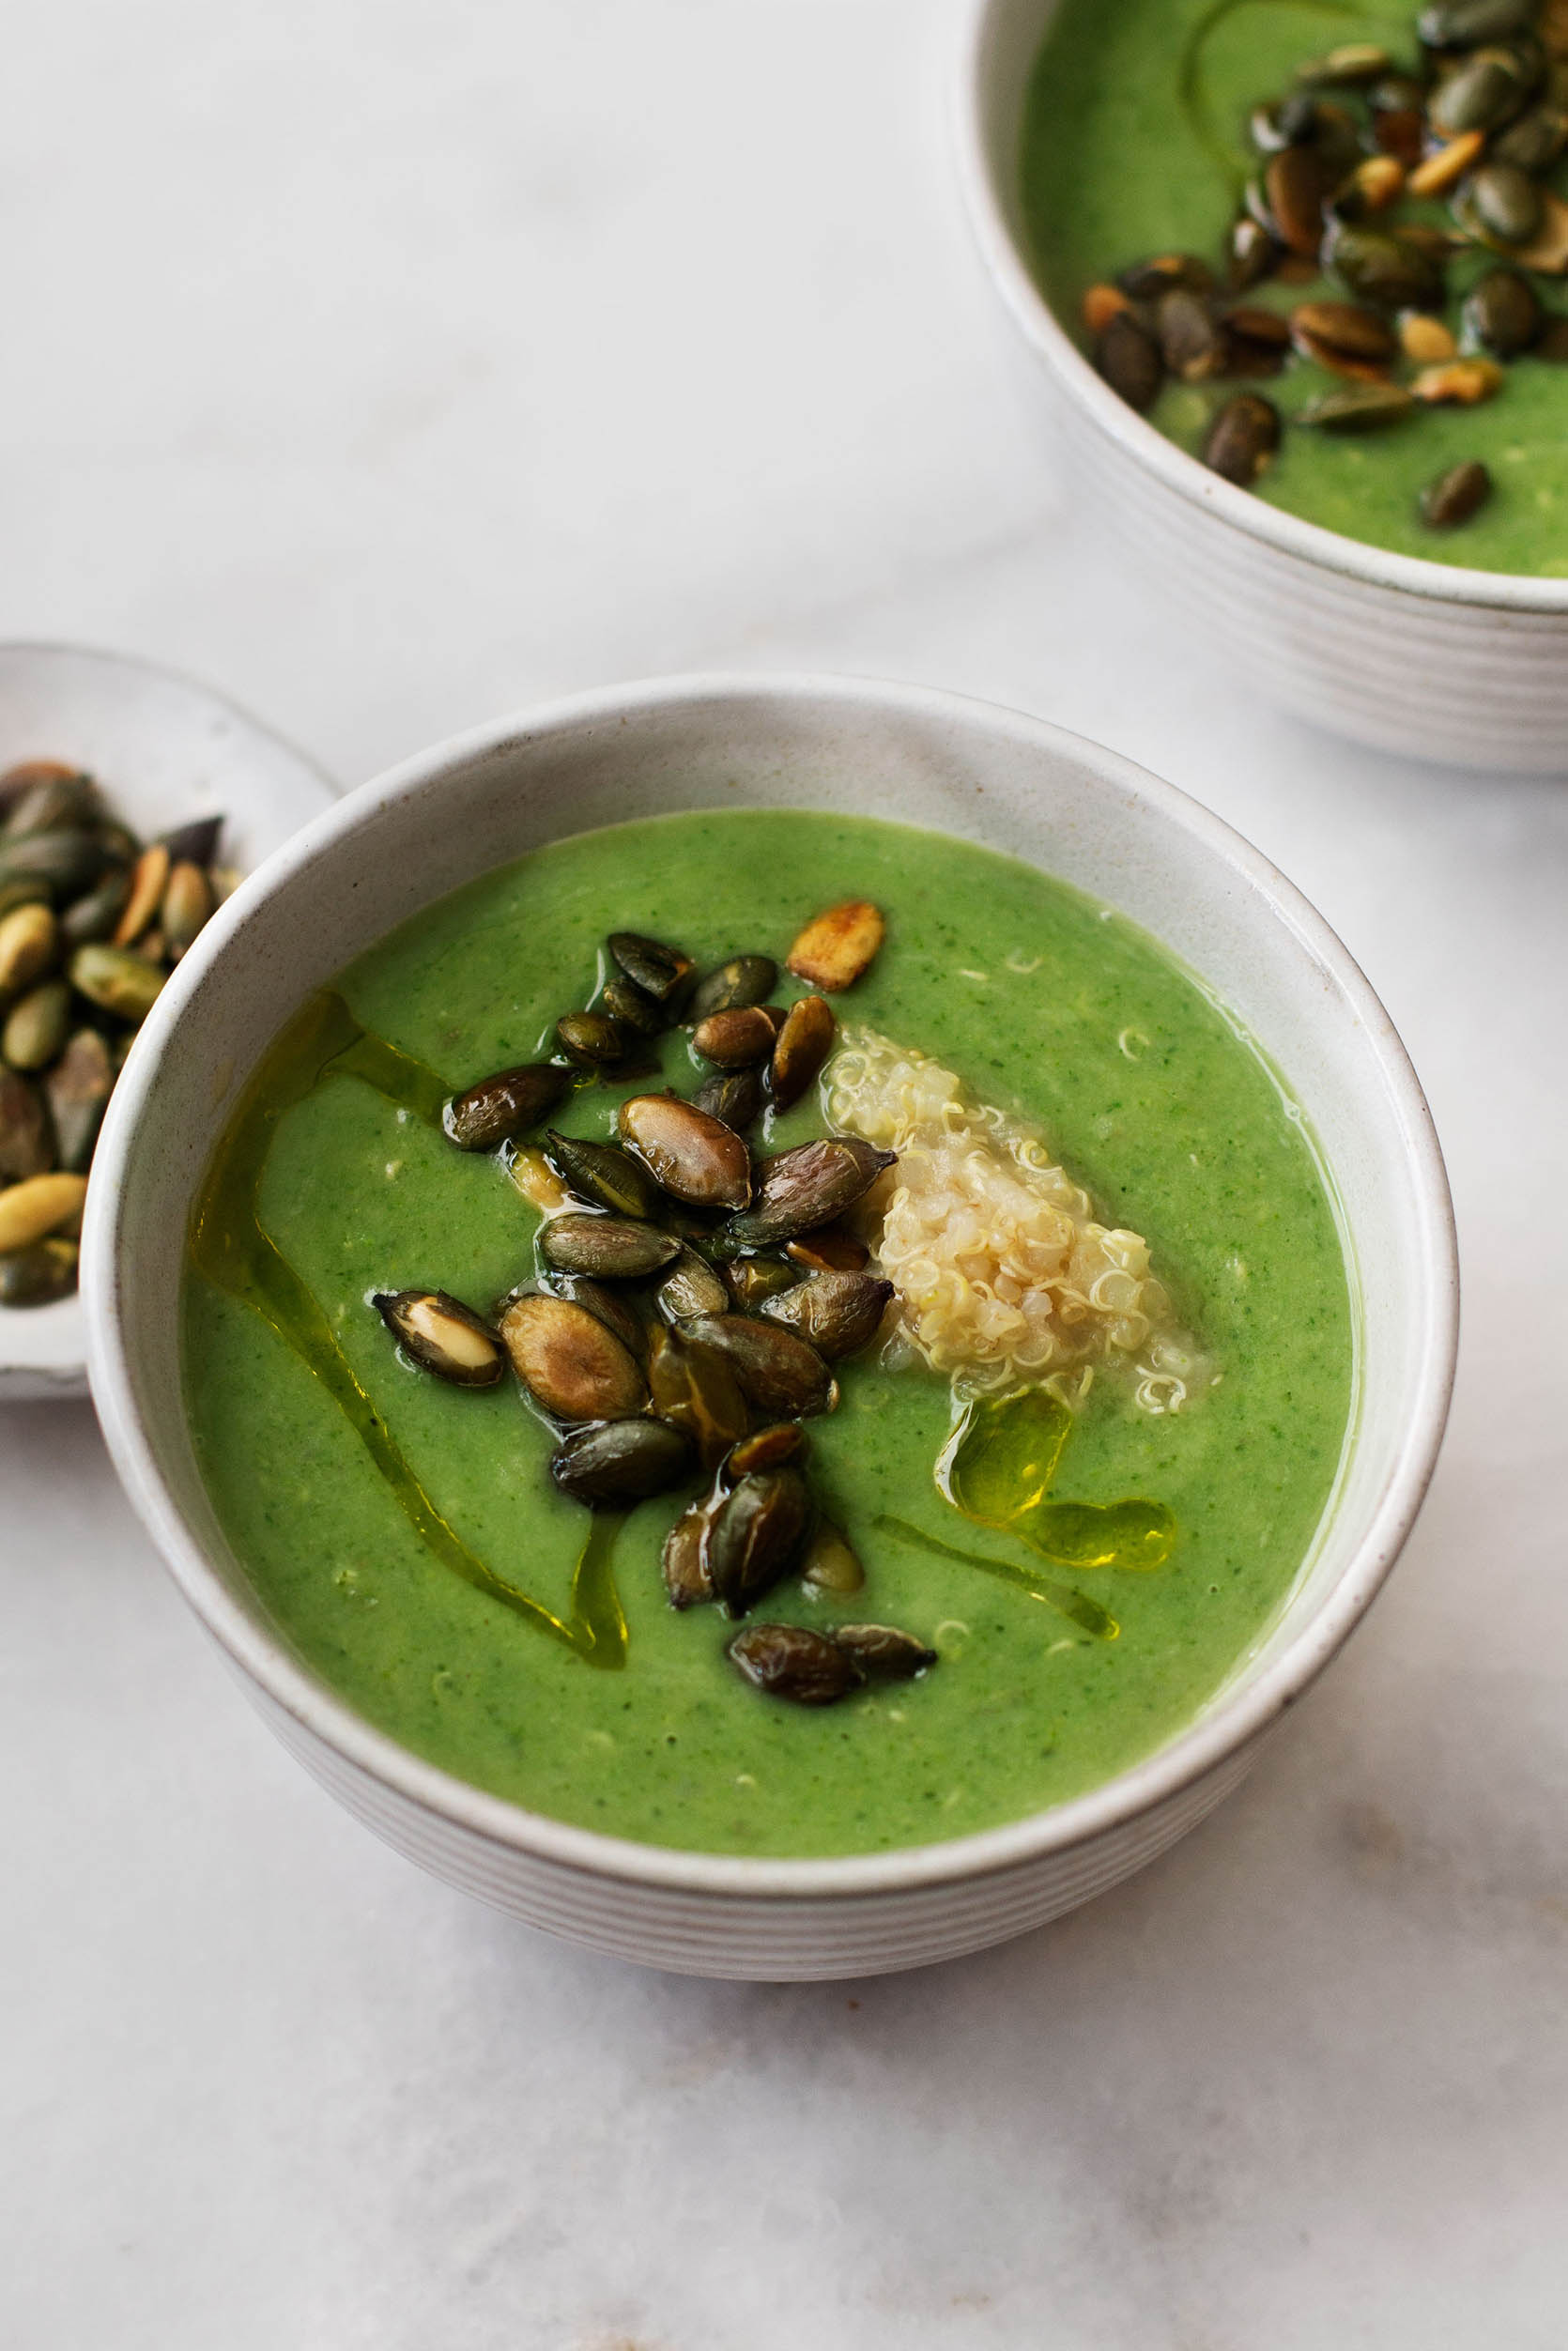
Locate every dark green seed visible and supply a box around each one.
[1420,459,1493,527]
[0,1235,79,1307]
[1463,266,1542,355]
[686,954,778,1022]
[1492,103,1568,171]
[539,1212,680,1279]
[723,1254,800,1310]
[3,979,71,1072]
[646,1324,749,1469]
[831,1624,938,1681]
[44,1030,114,1173]
[1157,288,1229,381]
[0,829,107,904]
[1418,0,1535,46]
[607,931,693,1006]
[549,1416,693,1507]
[373,1289,505,1387]
[1326,223,1444,310]
[444,1062,569,1151]
[59,867,132,946]
[1469,161,1544,247]
[0,773,97,840]
[541,1272,649,1361]
[556,1009,633,1067]
[761,1269,893,1361]
[1095,310,1163,412]
[727,1621,863,1705]
[1202,392,1281,487]
[599,975,665,1037]
[716,1136,894,1252]
[1431,54,1529,137]
[1297,382,1416,431]
[542,1129,662,1218]
[707,1468,814,1612]
[655,1244,730,1321]
[694,1066,764,1133]
[0,1066,54,1181]
[69,944,165,1022]
[684,1313,834,1419]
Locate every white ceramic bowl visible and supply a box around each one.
[83,674,1457,1979]
[955,0,1568,775]
[0,642,335,1400]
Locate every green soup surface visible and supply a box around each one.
[1022,0,1568,575]
[181,809,1354,1858]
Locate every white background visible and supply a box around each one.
[4,3,1566,2343]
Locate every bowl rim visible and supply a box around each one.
[84,670,1459,1902]
[951,0,1568,618]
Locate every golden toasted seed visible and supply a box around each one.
[1399,312,1458,361]
[770,993,836,1112]
[0,901,57,1000]
[1350,154,1405,210]
[0,1171,88,1252]
[113,843,170,946]
[785,900,885,993]
[727,1421,809,1478]
[1411,358,1505,405]
[508,1145,573,1215]
[618,1093,752,1209]
[800,1517,867,1598]
[500,1292,648,1421]
[1407,131,1485,199]
[375,1290,505,1387]
[161,861,213,960]
[3,979,71,1072]
[1081,282,1130,335]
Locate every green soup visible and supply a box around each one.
[1022,0,1568,575]
[181,810,1354,1859]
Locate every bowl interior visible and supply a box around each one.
[86,677,1455,1883]
[0,643,335,1398]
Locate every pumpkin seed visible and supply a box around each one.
[769,993,835,1111]
[97,822,141,868]
[0,901,57,1000]
[1332,156,1406,220]
[161,860,213,960]
[542,1129,662,1218]
[799,1517,866,1598]
[1157,287,1230,381]
[158,814,223,868]
[0,1066,54,1181]
[549,1415,693,1506]
[707,1467,814,1612]
[761,1268,893,1360]
[43,1030,113,1172]
[646,1324,749,1468]
[1476,183,1568,270]
[500,1292,649,1421]
[661,1503,715,1608]
[784,1222,869,1274]
[68,944,165,1022]
[0,772,97,840]
[693,1067,764,1133]
[1419,0,1535,43]
[1297,381,1417,430]
[1095,310,1164,411]
[726,1421,809,1479]
[0,828,106,904]
[1225,301,1291,352]
[716,1136,894,1251]
[0,876,51,920]
[1431,51,1530,136]
[0,1170,87,1253]
[1115,252,1215,299]
[1406,129,1487,196]
[59,867,132,946]
[684,1312,834,1418]
[1291,300,1396,361]
[112,844,170,946]
[599,974,665,1037]
[607,931,693,1006]
[723,1254,800,1309]
[1373,104,1427,164]
[556,1009,634,1067]
[655,1244,730,1321]
[1472,159,1545,246]
[539,1211,679,1279]
[1203,392,1283,485]
[686,954,778,1022]
[692,1003,783,1068]
[374,1289,505,1387]
[542,1270,650,1360]
[444,1062,569,1151]
[619,1092,752,1208]
[1492,101,1568,168]
[3,979,71,1072]
[1411,356,1504,402]
[1082,282,1130,335]
[1420,457,1494,525]
[1399,311,1459,361]
[1228,217,1277,290]
[1265,145,1334,255]
[0,1234,79,1307]
[1295,41,1392,85]
[831,1624,938,1681]
[727,1621,863,1705]
[1464,265,1543,353]
[1325,223,1446,307]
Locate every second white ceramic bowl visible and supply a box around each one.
[84,674,1456,1977]
[955,0,1568,774]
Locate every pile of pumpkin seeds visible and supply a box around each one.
[373,897,938,1707]
[0,761,233,1306]
[1088,0,1568,529]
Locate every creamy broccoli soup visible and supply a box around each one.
[1022,0,1568,573]
[181,809,1353,1859]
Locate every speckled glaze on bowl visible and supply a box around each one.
[83,675,1457,1979]
[954,0,1568,775]
[0,643,335,1402]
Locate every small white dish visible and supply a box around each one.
[83,674,1458,1978]
[0,642,335,1402]
[954,0,1568,774]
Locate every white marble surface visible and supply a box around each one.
[3,2,1565,2342]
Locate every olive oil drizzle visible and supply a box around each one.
[1178,0,1360,179]
[940,1389,1176,1572]
[189,989,627,1666]
[875,1516,1119,1640]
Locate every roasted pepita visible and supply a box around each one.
[1157,287,1230,380]
[0,771,96,840]
[1419,0,1536,44]
[68,944,165,1022]
[607,931,693,1006]
[3,979,71,1072]
[686,954,778,1022]
[661,1503,715,1608]
[1420,457,1494,526]
[831,1624,938,1681]
[500,1291,649,1421]
[0,1170,87,1253]
[599,974,666,1037]
[655,1244,731,1321]
[684,1312,835,1419]
[725,1421,808,1479]
[43,1030,113,1172]
[549,1415,693,1506]
[691,1004,783,1068]
[1290,300,1396,361]
[761,1268,894,1360]
[556,1009,634,1067]
[693,1066,764,1133]
[444,1061,569,1151]
[1411,357,1504,404]
[161,860,213,960]
[113,844,170,946]
[0,1066,54,1182]
[716,1136,894,1251]
[1463,265,1543,353]
[539,1211,680,1279]
[706,1467,814,1612]
[727,1621,863,1705]
[1202,392,1281,486]
[799,1517,866,1598]
[59,867,131,945]
[374,1289,505,1387]
[0,828,107,904]
[723,1253,800,1309]
[1470,160,1545,247]
[542,1270,650,1360]
[1297,381,1416,430]
[1265,145,1335,255]
[1094,310,1163,411]
[770,993,835,1111]
[646,1324,749,1468]
[543,1129,662,1218]
[619,1092,753,1209]
[0,1235,79,1307]
[784,1222,869,1274]
[158,814,223,869]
